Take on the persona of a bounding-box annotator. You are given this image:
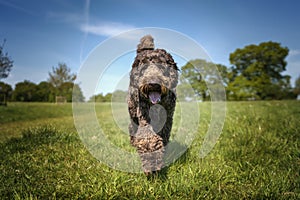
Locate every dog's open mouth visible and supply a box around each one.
[140,83,167,104]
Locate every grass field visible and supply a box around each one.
[0,101,299,199]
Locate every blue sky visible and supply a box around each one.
[1,0,300,97]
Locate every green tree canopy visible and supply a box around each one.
[0,81,12,104]
[295,75,300,96]
[36,81,56,102]
[12,80,37,102]
[59,82,85,102]
[180,59,228,101]
[111,90,127,102]
[89,93,105,102]
[72,83,85,102]
[9,80,84,102]
[0,81,12,94]
[228,41,290,100]
[0,40,13,80]
[89,92,118,102]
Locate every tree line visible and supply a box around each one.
[89,90,128,102]
[0,62,84,103]
[1,40,300,103]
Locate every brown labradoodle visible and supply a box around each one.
[127,35,178,175]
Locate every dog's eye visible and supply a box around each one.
[161,86,167,94]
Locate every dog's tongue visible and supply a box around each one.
[149,92,161,104]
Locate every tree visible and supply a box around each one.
[12,80,37,102]
[295,75,300,97]
[228,41,290,100]
[58,82,85,102]
[104,93,112,102]
[36,81,56,102]
[0,40,13,80]
[111,90,127,102]
[180,59,228,101]
[72,84,85,102]
[48,63,76,95]
[89,93,105,102]
[89,92,115,102]
[0,81,12,105]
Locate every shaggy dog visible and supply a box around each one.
[127,35,178,175]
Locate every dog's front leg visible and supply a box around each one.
[133,103,165,175]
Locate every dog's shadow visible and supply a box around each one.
[147,141,189,181]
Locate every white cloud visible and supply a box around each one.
[80,22,136,37]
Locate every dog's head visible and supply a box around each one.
[131,35,179,104]
[138,62,178,104]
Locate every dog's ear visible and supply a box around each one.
[164,52,179,71]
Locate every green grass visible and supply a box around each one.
[0,101,299,199]
[0,103,73,123]
[0,103,74,141]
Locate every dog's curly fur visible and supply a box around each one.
[127,35,178,175]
